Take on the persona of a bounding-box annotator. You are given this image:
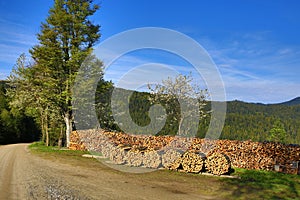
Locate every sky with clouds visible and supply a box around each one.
[0,0,300,103]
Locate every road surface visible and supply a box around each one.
[0,144,218,200]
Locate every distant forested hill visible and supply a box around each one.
[96,87,300,145]
[277,97,300,106]
[219,100,300,144]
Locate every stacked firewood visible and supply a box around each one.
[162,149,184,169]
[142,150,162,168]
[109,145,127,165]
[166,151,230,175]
[205,153,231,175]
[125,149,144,167]
[205,140,300,172]
[70,129,300,174]
[181,151,206,173]
[69,131,87,151]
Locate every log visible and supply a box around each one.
[181,151,205,173]
[161,149,184,169]
[169,156,183,171]
[109,146,127,165]
[205,153,231,175]
[142,150,162,168]
[101,143,114,158]
[126,149,143,167]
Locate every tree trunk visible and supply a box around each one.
[45,108,49,146]
[40,110,45,143]
[58,124,63,148]
[64,114,72,147]
[45,121,49,146]
[178,117,184,135]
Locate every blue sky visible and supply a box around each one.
[0,0,300,103]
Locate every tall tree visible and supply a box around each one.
[7,54,52,145]
[30,0,100,146]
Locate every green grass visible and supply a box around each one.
[221,168,300,199]
[29,142,300,200]
[29,142,89,156]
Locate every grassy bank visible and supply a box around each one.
[223,168,300,199]
[29,142,300,199]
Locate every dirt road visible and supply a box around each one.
[0,144,220,200]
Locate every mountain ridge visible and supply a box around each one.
[277,97,300,106]
[225,97,300,106]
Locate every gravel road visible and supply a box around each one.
[0,144,218,200]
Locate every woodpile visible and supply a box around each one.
[101,143,113,158]
[165,151,230,175]
[161,149,184,169]
[168,156,183,171]
[205,140,300,172]
[125,149,143,167]
[142,150,162,168]
[109,145,127,165]
[69,131,87,151]
[181,151,206,173]
[190,138,216,154]
[69,129,300,175]
[164,151,230,175]
[205,153,231,175]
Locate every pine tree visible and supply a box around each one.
[268,120,287,143]
[30,0,101,146]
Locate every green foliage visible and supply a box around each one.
[72,54,106,130]
[7,0,102,147]
[0,81,39,144]
[7,54,56,146]
[268,120,287,143]
[95,80,117,130]
[29,0,101,147]
[219,101,300,144]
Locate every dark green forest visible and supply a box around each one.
[96,87,300,145]
[0,81,39,144]
[1,80,300,145]
[220,100,300,143]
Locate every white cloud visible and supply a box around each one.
[198,31,300,103]
[223,75,300,103]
